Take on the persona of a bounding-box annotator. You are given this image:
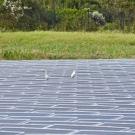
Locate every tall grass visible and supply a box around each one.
[0,31,135,59]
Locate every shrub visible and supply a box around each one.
[54,8,98,31]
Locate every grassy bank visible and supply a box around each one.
[0,31,135,59]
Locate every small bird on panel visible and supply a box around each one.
[71,70,76,78]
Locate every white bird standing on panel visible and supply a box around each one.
[45,69,49,80]
[71,70,76,78]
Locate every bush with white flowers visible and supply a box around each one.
[91,11,106,26]
[3,0,24,19]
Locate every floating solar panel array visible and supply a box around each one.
[0,60,135,135]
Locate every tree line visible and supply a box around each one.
[0,0,135,32]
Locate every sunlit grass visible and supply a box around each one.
[0,31,135,59]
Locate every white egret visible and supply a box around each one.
[45,69,49,80]
[71,70,76,78]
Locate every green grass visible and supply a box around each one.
[0,31,135,60]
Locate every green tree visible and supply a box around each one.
[0,0,4,5]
